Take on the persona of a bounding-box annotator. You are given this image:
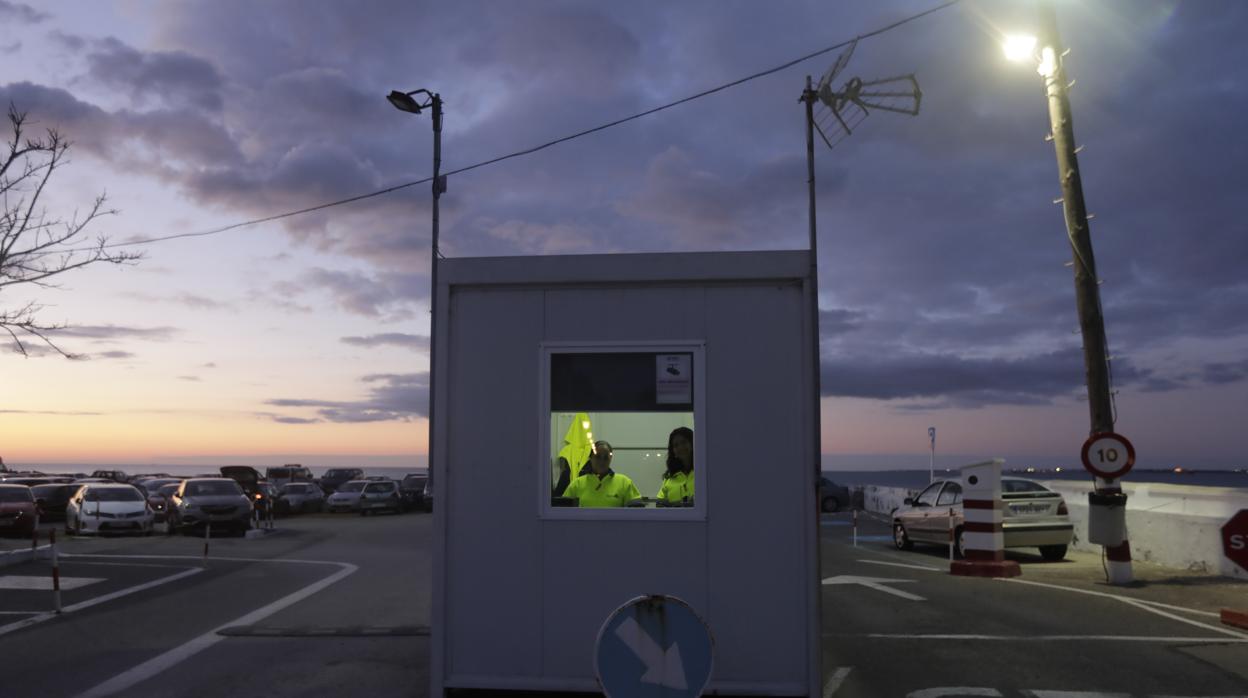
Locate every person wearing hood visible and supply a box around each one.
[553,412,593,496]
[562,441,641,507]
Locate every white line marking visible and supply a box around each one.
[857,559,940,572]
[77,559,358,698]
[0,567,202,637]
[1000,578,1248,640]
[822,575,925,601]
[822,666,852,698]
[64,561,194,569]
[0,611,41,615]
[0,575,105,590]
[1126,597,1222,619]
[908,688,1003,698]
[861,633,1248,643]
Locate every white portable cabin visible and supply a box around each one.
[430,249,822,696]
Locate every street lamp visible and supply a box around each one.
[388,86,446,494]
[1006,2,1133,584]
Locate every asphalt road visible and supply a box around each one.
[2,510,1246,697]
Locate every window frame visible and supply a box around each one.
[537,340,707,521]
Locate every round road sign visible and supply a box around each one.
[1222,510,1248,573]
[595,594,714,698]
[1080,432,1136,479]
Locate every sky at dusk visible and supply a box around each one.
[1,0,1244,471]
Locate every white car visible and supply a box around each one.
[325,480,368,513]
[66,483,154,536]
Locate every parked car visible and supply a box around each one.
[325,480,368,513]
[265,464,313,491]
[359,480,401,516]
[137,478,182,497]
[399,471,429,511]
[423,477,433,511]
[168,478,253,535]
[66,483,154,536]
[147,482,182,523]
[891,477,1073,561]
[89,470,130,483]
[319,468,364,494]
[276,482,324,514]
[31,483,76,522]
[818,476,851,513]
[220,467,272,518]
[0,484,38,537]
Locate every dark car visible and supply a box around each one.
[90,470,130,483]
[818,476,851,513]
[0,484,38,537]
[147,482,182,523]
[31,483,76,522]
[399,471,429,511]
[220,466,272,518]
[319,468,364,494]
[168,478,253,535]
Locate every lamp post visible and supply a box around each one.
[387,88,445,490]
[1006,1,1132,583]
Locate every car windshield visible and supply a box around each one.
[85,488,144,502]
[325,469,354,478]
[0,488,34,503]
[283,484,310,494]
[1002,479,1050,494]
[31,485,70,501]
[185,481,242,496]
[364,483,393,493]
[338,482,366,493]
[402,474,426,485]
[267,468,296,479]
[157,484,180,497]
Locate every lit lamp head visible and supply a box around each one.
[1002,34,1037,62]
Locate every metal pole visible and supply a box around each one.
[929,427,935,483]
[203,522,210,569]
[802,75,823,488]
[427,93,443,506]
[50,528,61,614]
[1036,0,1131,583]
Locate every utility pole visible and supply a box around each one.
[801,75,824,491]
[1036,0,1132,583]
[429,93,444,500]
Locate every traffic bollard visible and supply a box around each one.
[948,507,955,562]
[51,529,61,614]
[32,518,38,551]
[852,509,858,548]
[202,522,211,568]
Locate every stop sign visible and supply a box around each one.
[1223,510,1248,573]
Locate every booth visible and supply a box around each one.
[430,249,822,696]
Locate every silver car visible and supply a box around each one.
[892,477,1074,561]
[358,480,401,516]
[325,480,368,513]
[277,482,325,514]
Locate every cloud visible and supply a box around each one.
[49,324,178,341]
[290,268,426,319]
[0,409,102,416]
[92,350,136,360]
[341,333,429,351]
[82,36,224,111]
[1202,359,1248,386]
[177,375,201,382]
[267,372,428,423]
[0,1,47,24]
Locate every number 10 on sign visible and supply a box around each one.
[1080,432,1136,480]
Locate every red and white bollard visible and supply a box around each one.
[950,459,1021,578]
[50,529,61,614]
[204,522,212,557]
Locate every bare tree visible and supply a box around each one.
[1,104,141,358]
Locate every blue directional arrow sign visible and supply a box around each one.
[595,595,714,698]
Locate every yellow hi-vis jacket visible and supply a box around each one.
[557,413,593,476]
[563,471,641,508]
[657,470,694,504]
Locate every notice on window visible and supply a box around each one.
[656,354,692,404]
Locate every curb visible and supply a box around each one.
[0,544,52,569]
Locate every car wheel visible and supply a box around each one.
[954,528,967,559]
[893,523,913,551]
[1039,544,1068,561]
[821,496,840,514]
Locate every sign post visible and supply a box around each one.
[596,595,713,698]
[1080,432,1136,480]
[1223,510,1248,574]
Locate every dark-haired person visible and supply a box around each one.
[657,427,694,506]
[562,441,641,507]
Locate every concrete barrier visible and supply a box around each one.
[1040,480,1248,581]
[858,485,919,517]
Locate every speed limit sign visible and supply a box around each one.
[1081,432,1136,479]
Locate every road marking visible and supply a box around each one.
[1022,692,1130,698]
[908,688,1003,697]
[77,558,358,698]
[859,633,1248,643]
[857,559,940,572]
[822,575,925,601]
[0,611,41,615]
[822,666,852,697]
[65,561,194,569]
[0,567,202,637]
[1000,578,1248,640]
[0,575,104,590]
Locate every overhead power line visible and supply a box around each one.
[90,0,959,253]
